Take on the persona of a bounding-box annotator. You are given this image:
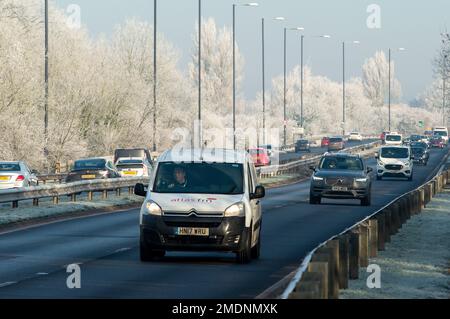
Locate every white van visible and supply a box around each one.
[376,146,413,181]
[433,127,448,145]
[134,148,265,264]
[384,133,403,146]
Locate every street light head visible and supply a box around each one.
[353,40,360,44]
[398,47,406,51]
[243,2,259,6]
[273,16,286,21]
[321,35,331,38]
[289,27,304,31]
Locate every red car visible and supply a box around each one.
[248,148,271,167]
[430,137,445,148]
[321,137,330,148]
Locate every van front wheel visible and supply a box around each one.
[236,227,252,264]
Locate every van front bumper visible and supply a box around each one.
[140,215,247,252]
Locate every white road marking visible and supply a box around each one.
[0,282,17,288]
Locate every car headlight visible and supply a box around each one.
[144,201,162,216]
[404,162,410,167]
[378,161,385,166]
[312,176,324,181]
[224,202,245,217]
[355,178,368,183]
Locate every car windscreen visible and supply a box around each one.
[410,142,427,149]
[73,159,106,171]
[297,140,308,144]
[0,163,21,172]
[411,147,425,154]
[381,148,409,159]
[410,135,421,141]
[386,135,401,141]
[319,157,363,170]
[153,162,244,195]
[329,138,342,143]
[434,131,448,137]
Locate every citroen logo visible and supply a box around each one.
[188,209,198,217]
[338,179,344,184]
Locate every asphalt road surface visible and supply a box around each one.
[0,147,447,299]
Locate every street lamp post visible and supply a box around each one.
[152,0,157,152]
[198,0,202,147]
[232,3,258,150]
[44,0,49,169]
[388,47,406,131]
[283,26,304,146]
[261,17,285,146]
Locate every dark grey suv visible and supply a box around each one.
[309,153,373,206]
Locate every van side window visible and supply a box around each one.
[247,164,254,194]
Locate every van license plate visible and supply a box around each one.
[332,186,348,192]
[176,227,209,236]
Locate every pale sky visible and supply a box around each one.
[54,0,450,103]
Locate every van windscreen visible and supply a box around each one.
[381,148,409,159]
[153,162,244,195]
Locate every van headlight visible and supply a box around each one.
[224,202,245,217]
[404,162,410,167]
[355,178,368,183]
[144,201,162,216]
[312,176,324,181]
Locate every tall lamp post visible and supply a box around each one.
[283,26,304,146]
[387,47,406,131]
[232,3,259,150]
[341,40,360,136]
[261,17,285,145]
[198,0,202,147]
[44,0,49,169]
[152,0,157,152]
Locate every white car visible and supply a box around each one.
[376,146,413,181]
[0,161,39,190]
[134,148,265,264]
[384,133,403,146]
[116,157,152,177]
[433,127,448,145]
[348,132,363,141]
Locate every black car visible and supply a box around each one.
[295,139,311,153]
[66,158,121,183]
[411,147,429,165]
[309,153,372,206]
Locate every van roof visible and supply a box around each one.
[158,148,248,164]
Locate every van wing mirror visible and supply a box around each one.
[309,165,316,171]
[367,167,373,173]
[134,183,147,197]
[375,152,379,159]
[251,185,266,200]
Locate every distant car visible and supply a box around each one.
[0,161,39,190]
[328,137,345,151]
[66,158,121,183]
[410,141,429,152]
[260,144,273,156]
[409,135,423,143]
[321,137,330,148]
[116,157,152,177]
[384,133,403,146]
[348,132,363,141]
[411,147,429,166]
[380,131,390,144]
[114,148,152,165]
[248,148,271,167]
[430,136,445,149]
[433,127,448,145]
[295,139,311,153]
[309,153,372,206]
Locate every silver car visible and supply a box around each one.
[0,161,39,190]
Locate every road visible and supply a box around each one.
[277,139,378,163]
[0,147,447,299]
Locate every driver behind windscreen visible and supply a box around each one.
[168,166,188,190]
